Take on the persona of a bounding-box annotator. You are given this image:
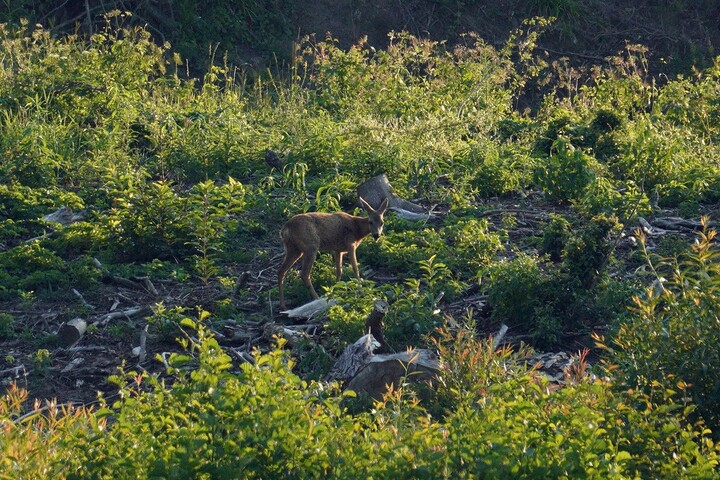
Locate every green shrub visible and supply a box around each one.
[0,313,14,340]
[362,217,503,286]
[0,183,84,240]
[99,176,246,266]
[325,279,383,344]
[485,253,550,328]
[576,177,651,219]
[535,137,600,204]
[101,178,192,261]
[606,220,720,431]
[2,320,719,478]
[0,243,98,298]
[326,255,461,347]
[561,213,620,288]
[541,213,571,261]
[469,142,531,197]
[485,214,629,347]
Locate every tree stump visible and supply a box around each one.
[58,318,87,347]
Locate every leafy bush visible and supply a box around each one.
[4,319,718,478]
[486,214,628,347]
[606,220,720,431]
[99,176,246,267]
[469,142,532,197]
[0,183,83,241]
[362,217,503,285]
[326,255,462,347]
[0,243,98,299]
[541,213,571,262]
[535,137,600,204]
[325,279,383,344]
[561,213,620,288]
[485,253,549,328]
[0,313,14,340]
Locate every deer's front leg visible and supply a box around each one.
[348,244,361,279]
[333,251,345,280]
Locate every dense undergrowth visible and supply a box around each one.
[2,13,720,477]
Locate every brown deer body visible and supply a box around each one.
[278,197,389,310]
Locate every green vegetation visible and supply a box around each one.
[1,320,718,478]
[1,13,720,477]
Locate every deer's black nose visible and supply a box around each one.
[373,234,380,240]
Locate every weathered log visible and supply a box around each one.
[131,276,159,296]
[263,322,304,346]
[72,288,95,309]
[60,357,85,373]
[357,174,428,214]
[637,217,667,236]
[97,307,144,326]
[393,208,436,221]
[44,206,85,226]
[281,298,337,320]
[653,216,708,231]
[57,318,87,347]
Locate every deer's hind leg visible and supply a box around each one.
[300,248,320,300]
[278,246,302,310]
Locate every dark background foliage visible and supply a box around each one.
[2,0,718,74]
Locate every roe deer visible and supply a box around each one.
[278,197,390,310]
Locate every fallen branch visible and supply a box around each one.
[60,357,85,373]
[477,208,549,220]
[0,365,26,378]
[637,217,667,236]
[72,289,95,310]
[133,276,159,296]
[65,345,109,353]
[281,298,337,320]
[13,402,77,425]
[96,307,144,326]
[92,258,149,292]
[652,216,710,231]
